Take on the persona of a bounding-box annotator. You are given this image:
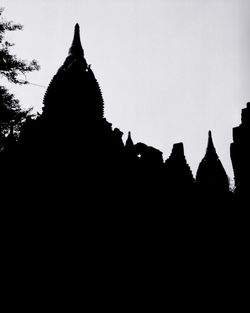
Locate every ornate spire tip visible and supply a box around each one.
[68,23,83,56]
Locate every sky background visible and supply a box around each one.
[1,0,250,183]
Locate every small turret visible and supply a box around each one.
[125,131,134,149]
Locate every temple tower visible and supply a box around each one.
[42,24,104,128]
[196,131,229,194]
[164,142,194,192]
[230,103,250,197]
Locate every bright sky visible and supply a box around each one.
[1,0,250,182]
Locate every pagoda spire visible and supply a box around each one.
[125,131,134,148]
[205,130,217,160]
[196,130,229,193]
[43,23,103,121]
[68,23,84,57]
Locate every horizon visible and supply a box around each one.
[1,0,250,183]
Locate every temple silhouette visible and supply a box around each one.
[231,102,250,200]
[1,24,249,305]
[1,24,249,208]
[196,131,229,196]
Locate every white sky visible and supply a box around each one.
[1,0,250,182]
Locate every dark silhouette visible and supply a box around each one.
[196,131,229,197]
[165,142,195,195]
[0,9,39,190]
[0,23,245,209]
[1,20,248,309]
[231,102,250,200]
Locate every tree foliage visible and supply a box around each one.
[0,85,30,133]
[0,7,40,84]
[0,7,39,150]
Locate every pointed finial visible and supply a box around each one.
[68,23,84,56]
[208,130,213,146]
[126,131,134,148]
[206,130,217,159]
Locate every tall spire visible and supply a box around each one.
[205,130,217,160]
[68,23,84,57]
